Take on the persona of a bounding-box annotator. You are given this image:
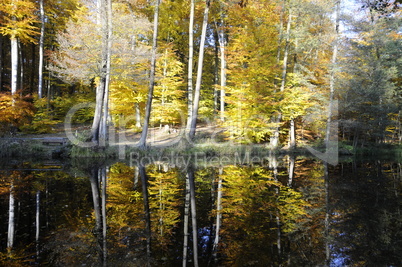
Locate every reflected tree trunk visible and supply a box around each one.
[182,172,190,266]
[287,155,295,187]
[187,165,199,266]
[101,167,107,266]
[36,190,40,259]
[7,181,15,251]
[324,162,330,266]
[139,164,151,265]
[212,168,223,259]
[90,168,102,231]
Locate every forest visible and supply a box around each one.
[0,0,401,150]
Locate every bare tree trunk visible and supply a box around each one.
[325,0,340,146]
[212,168,223,259]
[138,0,161,148]
[7,181,15,250]
[270,7,292,148]
[188,0,210,140]
[218,19,226,122]
[135,103,142,128]
[0,35,3,91]
[139,164,151,264]
[90,168,102,231]
[182,174,190,267]
[11,36,18,95]
[188,166,199,267]
[38,0,45,98]
[186,0,195,130]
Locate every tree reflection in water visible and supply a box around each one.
[1,157,402,266]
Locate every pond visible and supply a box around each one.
[1,154,402,266]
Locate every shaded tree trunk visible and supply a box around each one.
[38,0,45,98]
[139,164,152,263]
[138,0,161,148]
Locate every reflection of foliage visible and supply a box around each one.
[219,165,310,265]
[147,165,181,248]
[107,163,144,240]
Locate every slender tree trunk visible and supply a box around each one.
[186,0,195,130]
[138,0,161,148]
[270,7,292,148]
[325,0,340,146]
[212,168,223,258]
[35,191,40,242]
[182,174,190,267]
[139,164,151,263]
[188,166,199,267]
[0,35,3,91]
[218,19,226,122]
[38,0,45,98]
[7,181,15,250]
[135,103,141,128]
[18,40,24,93]
[101,167,107,266]
[213,28,219,113]
[188,0,210,140]
[90,168,102,231]
[11,36,18,95]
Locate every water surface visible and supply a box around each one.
[1,155,401,266]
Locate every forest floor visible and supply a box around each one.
[10,123,229,147]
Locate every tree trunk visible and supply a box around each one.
[188,166,199,267]
[91,0,112,144]
[270,7,292,148]
[188,0,210,140]
[186,0,195,130]
[212,168,223,259]
[218,19,226,122]
[11,36,18,95]
[38,0,45,98]
[325,0,340,146]
[182,173,190,266]
[7,181,15,250]
[0,35,3,91]
[138,0,161,148]
[139,164,152,260]
[135,103,141,128]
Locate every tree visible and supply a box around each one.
[187,0,211,140]
[0,0,39,95]
[138,0,161,148]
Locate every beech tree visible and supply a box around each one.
[0,0,39,95]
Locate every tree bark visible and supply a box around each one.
[11,36,18,95]
[188,0,210,140]
[325,0,340,146]
[188,165,199,266]
[270,7,292,148]
[38,0,45,98]
[186,0,195,130]
[138,0,161,148]
[218,19,226,122]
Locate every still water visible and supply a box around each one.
[1,154,402,266]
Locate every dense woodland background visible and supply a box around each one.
[0,0,400,148]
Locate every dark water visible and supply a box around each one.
[1,155,402,266]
